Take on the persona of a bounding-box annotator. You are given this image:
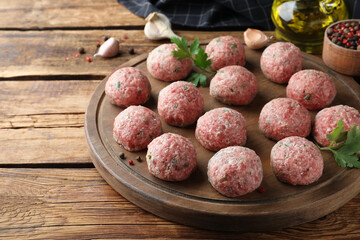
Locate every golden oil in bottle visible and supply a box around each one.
[271,0,348,54]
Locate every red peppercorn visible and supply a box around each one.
[87,57,92,62]
[349,26,354,31]
[258,186,265,193]
[346,42,351,47]
[342,39,348,44]
[65,57,69,61]
[128,160,134,165]
[123,35,128,39]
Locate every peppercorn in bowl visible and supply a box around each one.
[322,19,360,76]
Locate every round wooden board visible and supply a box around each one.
[85,43,360,232]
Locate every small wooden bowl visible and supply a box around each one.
[322,19,360,76]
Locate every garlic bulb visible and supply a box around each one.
[244,28,271,49]
[144,12,180,40]
[94,37,119,58]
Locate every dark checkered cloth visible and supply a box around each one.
[118,0,274,30]
[117,0,359,31]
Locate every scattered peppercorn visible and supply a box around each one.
[96,42,101,48]
[327,21,360,51]
[65,57,69,61]
[87,57,92,62]
[128,47,135,55]
[123,34,128,39]
[136,156,142,162]
[119,152,126,159]
[128,160,134,165]
[258,186,266,193]
[78,47,85,54]
[102,35,109,41]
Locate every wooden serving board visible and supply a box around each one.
[85,43,360,232]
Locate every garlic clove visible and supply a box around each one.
[144,12,180,40]
[244,28,271,50]
[94,37,119,58]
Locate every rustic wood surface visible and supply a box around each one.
[0,0,359,239]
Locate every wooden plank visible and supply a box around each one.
[0,80,99,118]
[0,0,145,29]
[0,168,359,239]
[0,80,96,164]
[0,30,256,78]
[0,128,89,164]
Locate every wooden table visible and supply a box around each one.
[1,1,359,239]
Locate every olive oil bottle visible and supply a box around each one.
[271,0,348,54]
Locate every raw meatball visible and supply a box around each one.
[158,81,204,127]
[271,136,324,185]
[313,105,360,147]
[146,133,197,181]
[286,69,336,110]
[113,106,162,151]
[210,65,258,105]
[195,108,247,151]
[147,43,193,81]
[259,98,311,141]
[205,36,246,71]
[105,67,152,108]
[207,146,263,197]
[260,42,302,84]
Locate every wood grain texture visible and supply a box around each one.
[0,0,144,29]
[0,80,99,118]
[0,128,89,164]
[0,168,359,240]
[0,30,267,78]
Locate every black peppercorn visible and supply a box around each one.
[128,47,135,55]
[119,152,126,159]
[102,35,109,41]
[77,47,85,54]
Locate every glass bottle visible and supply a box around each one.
[271,0,348,54]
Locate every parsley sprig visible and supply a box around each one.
[171,37,215,87]
[319,119,360,168]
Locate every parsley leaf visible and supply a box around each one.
[171,37,189,54]
[320,119,360,168]
[189,38,200,56]
[170,36,216,87]
[188,73,207,87]
[194,48,212,71]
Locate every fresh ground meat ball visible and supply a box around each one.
[207,146,263,197]
[113,105,162,151]
[313,105,360,147]
[260,42,302,84]
[286,69,336,110]
[147,43,193,81]
[105,67,151,108]
[158,81,204,127]
[271,136,324,185]
[259,98,311,141]
[146,133,197,181]
[210,65,258,105]
[205,36,246,71]
[195,107,247,151]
